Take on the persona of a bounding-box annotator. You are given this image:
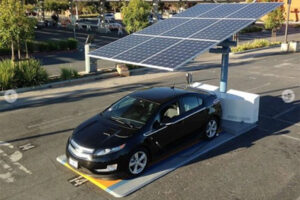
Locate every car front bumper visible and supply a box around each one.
[65,141,128,179]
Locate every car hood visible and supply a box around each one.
[71,115,137,149]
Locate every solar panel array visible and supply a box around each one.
[89,3,282,71]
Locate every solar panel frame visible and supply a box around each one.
[89,3,283,71]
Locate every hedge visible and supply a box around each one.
[0,38,78,56]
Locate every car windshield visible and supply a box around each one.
[102,96,160,129]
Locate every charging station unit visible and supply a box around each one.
[57,2,282,198]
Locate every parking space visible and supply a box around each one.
[0,51,299,200]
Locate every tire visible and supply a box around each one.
[126,147,149,177]
[205,117,218,139]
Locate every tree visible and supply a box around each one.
[263,0,285,41]
[110,2,122,13]
[0,0,35,60]
[121,0,151,33]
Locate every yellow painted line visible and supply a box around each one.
[63,162,121,190]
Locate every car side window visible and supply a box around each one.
[160,101,180,123]
[181,96,202,113]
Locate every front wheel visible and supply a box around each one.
[126,148,148,177]
[205,118,218,139]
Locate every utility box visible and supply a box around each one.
[289,41,300,52]
[191,82,260,124]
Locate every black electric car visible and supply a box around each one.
[66,87,222,178]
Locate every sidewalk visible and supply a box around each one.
[0,47,288,112]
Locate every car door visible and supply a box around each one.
[146,100,185,148]
[179,94,208,135]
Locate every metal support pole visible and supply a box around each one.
[153,0,159,23]
[284,0,292,44]
[75,2,79,20]
[220,46,229,93]
[85,44,91,73]
[41,0,45,23]
[69,0,76,38]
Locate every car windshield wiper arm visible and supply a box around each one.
[111,117,134,128]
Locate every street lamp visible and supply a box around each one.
[284,0,292,44]
[69,0,76,38]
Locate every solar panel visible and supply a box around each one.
[228,3,282,19]
[191,19,253,40]
[114,37,180,63]
[143,40,215,69]
[161,19,217,38]
[136,18,188,35]
[89,35,152,58]
[89,3,283,71]
[197,4,247,18]
[173,3,220,18]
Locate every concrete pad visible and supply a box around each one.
[56,121,256,198]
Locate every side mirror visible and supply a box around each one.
[186,73,193,85]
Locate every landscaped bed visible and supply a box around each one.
[231,39,281,53]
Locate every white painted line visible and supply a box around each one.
[260,115,300,127]
[246,82,271,92]
[273,107,295,119]
[259,127,300,142]
[281,135,300,142]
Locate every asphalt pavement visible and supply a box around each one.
[0,48,299,200]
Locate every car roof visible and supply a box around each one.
[130,87,208,104]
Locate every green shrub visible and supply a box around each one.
[240,25,263,34]
[2,39,78,56]
[67,38,78,50]
[0,60,15,90]
[60,68,79,80]
[231,39,281,53]
[0,59,48,90]
[72,69,79,78]
[60,68,73,80]
[0,48,10,56]
[58,40,69,51]
[14,59,48,87]
[46,41,60,51]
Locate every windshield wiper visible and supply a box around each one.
[111,117,134,128]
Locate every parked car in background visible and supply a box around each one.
[102,19,122,30]
[66,87,222,179]
[104,13,115,20]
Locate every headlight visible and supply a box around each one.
[94,144,126,156]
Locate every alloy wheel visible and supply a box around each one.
[206,119,218,138]
[128,151,147,175]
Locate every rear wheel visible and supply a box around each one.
[205,118,218,139]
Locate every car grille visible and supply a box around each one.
[68,139,94,161]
